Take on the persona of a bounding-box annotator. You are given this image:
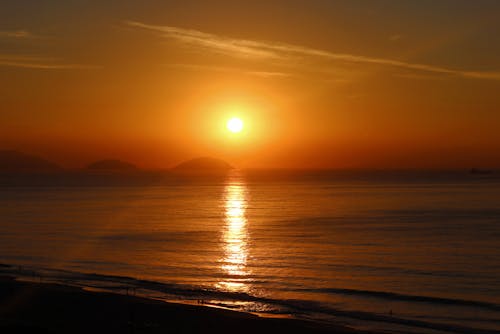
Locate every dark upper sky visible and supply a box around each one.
[1,1,500,168]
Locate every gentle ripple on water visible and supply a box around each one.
[0,170,499,333]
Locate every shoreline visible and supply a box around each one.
[1,263,499,334]
[0,275,372,334]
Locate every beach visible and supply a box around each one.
[0,276,370,334]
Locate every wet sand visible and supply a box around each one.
[0,276,376,334]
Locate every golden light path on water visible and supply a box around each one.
[218,172,250,292]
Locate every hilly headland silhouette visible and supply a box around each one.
[0,150,61,172]
[0,150,234,185]
[173,157,233,173]
[1,150,497,186]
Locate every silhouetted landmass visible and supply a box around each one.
[1,151,498,186]
[0,150,60,172]
[0,151,154,186]
[469,168,493,175]
[173,157,233,173]
[87,159,138,171]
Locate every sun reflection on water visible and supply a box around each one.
[218,172,250,292]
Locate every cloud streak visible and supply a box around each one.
[165,63,290,78]
[0,30,96,70]
[0,55,100,70]
[126,21,500,80]
[126,21,280,60]
[0,30,44,39]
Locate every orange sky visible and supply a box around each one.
[1,1,500,169]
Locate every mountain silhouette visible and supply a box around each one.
[0,150,60,172]
[173,157,233,172]
[86,159,138,171]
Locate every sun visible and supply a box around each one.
[226,117,244,133]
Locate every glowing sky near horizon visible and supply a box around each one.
[1,0,500,168]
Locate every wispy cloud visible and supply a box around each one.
[126,21,280,60]
[0,30,96,70]
[247,70,291,78]
[0,30,44,39]
[459,71,500,80]
[0,55,100,70]
[126,20,500,80]
[389,34,403,42]
[165,63,290,78]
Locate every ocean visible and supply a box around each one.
[0,170,499,333]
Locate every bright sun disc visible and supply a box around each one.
[227,117,244,133]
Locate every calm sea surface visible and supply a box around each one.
[0,170,499,333]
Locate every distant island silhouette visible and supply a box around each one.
[173,157,233,173]
[0,150,236,174]
[87,159,138,171]
[0,150,60,172]
[469,168,493,175]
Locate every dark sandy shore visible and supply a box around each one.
[0,276,377,334]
